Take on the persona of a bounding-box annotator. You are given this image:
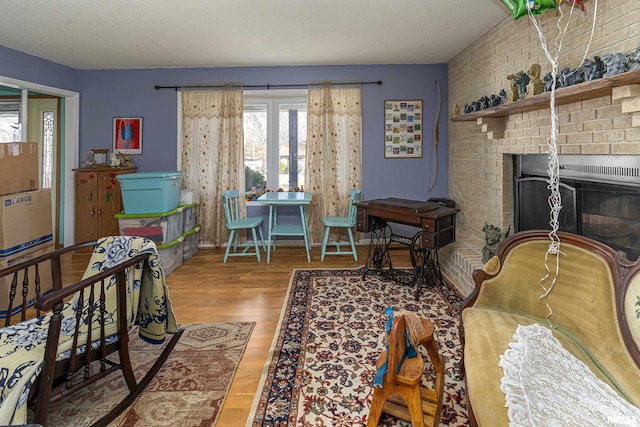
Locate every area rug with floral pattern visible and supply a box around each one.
[247,268,468,427]
[44,322,254,426]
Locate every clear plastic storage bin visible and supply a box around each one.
[156,236,184,276]
[117,171,183,214]
[179,189,200,206]
[116,207,184,245]
[182,202,199,233]
[182,225,200,261]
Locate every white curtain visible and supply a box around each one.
[181,87,244,246]
[305,83,362,244]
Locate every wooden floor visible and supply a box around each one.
[63,244,416,426]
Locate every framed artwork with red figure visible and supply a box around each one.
[113,117,143,154]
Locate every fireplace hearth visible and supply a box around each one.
[514,154,640,261]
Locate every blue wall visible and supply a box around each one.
[0,45,78,91]
[1,44,450,205]
[78,65,449,201]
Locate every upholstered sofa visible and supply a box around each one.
[460,230,640,426]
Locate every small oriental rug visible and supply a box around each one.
[247,268,468,427]
[45,322,254,426]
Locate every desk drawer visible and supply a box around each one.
[421,227,455,249]
[422,214,455,233]
[357,207,370,232]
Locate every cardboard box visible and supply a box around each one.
[0,142,38,196]
[0,243,54,319]
[0,189,53,259]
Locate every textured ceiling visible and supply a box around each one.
[0,0,508,70]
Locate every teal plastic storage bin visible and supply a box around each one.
[117,171,183,214]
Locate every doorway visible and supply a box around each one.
[0,92,61,246]
[0,75,80,247]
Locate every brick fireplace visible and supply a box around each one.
[440,0,640,296]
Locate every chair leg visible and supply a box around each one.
[224,230,235,263]
[251,227,261,262]
[258,225,267,251]
[233,230,240,252]
[347,228,357,261]
[321,226,331,261]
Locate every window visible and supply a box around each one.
[41,111,54,188]
[0,102,20,142]
[243,91,307,193]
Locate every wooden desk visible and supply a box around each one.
[355,198,459,300]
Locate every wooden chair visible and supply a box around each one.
[0,239,183,426]
[367,316,444,427]
[221,189,266,263]
[320,188,361,261]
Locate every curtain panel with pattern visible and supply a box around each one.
[181,87,244,246]
[305,83,363,244]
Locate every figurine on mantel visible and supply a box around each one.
[506,74,518,103]
[479,96,490,110]
[543,72,557,92]
[526,63,545,97]
[498,89,507,105]
[582,56,604,81]
[514,71,530,100]
[559,66,584,88]
[490,94,502,107]
[602,53,628,77]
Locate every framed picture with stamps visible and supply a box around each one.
[384,100,423,158]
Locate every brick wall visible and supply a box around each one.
[442,0,640,295]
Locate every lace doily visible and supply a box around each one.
[499,323,640,427]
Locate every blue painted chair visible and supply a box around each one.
[320,188,362,261]
[221,190,266,263]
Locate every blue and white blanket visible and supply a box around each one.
[0,236,178,425]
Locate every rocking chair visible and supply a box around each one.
[0,236,182,426]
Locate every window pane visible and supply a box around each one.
[0,111,20,143]
[42,111,54,188]
[244,104,267,193]
[279,103,307,191]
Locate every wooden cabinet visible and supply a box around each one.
[73,167,136,244]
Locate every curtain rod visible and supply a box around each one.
[154,80,382,91]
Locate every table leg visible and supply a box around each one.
[300,205,311,262]
[363,221,393,279]
[267,204,274,263]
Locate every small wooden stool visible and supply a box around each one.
[367,318,445,427]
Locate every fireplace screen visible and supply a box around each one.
[515,178,577,233]
[515,154,640,262]
[580,186,640,260]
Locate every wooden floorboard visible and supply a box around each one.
[62,244,417,427]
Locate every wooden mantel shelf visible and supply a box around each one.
[451,67,640,123]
